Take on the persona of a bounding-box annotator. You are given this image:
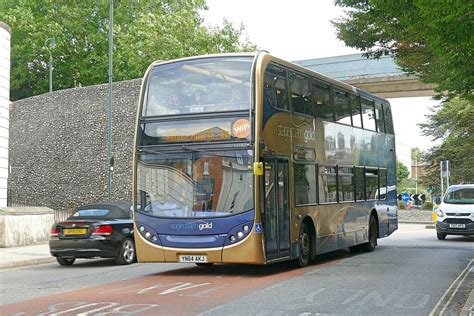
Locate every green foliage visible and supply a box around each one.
[420,97,474,185]
[397,200,406,210]
[423,201,433,210]
[396,160,409,183]
[332,1,474,100]
[1,0,257,100]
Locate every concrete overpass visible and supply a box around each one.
[294,54,436,98]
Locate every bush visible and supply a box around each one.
[423,201,434,210]
[398,201,406,209]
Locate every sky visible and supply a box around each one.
[201,0,439,171]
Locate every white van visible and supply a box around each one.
[435,184,474,240]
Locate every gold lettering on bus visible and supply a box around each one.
[277,124,315,141]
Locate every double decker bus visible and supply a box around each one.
[133,52,397,267]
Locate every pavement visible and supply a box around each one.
[0,243,55,269]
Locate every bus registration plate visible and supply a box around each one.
[179,255,208,263]
[449,224,465,228]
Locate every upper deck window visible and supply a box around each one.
[361,98,376,131]
[264,64,289,111]
[143,57,253,117]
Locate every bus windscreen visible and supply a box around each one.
[143,57,253,116]
[136,150,254,218]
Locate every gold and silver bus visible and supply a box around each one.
[133,52,397,267]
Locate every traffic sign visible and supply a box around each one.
[402,193,410,202]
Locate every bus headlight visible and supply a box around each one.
[225,221,253,246]
[136,222,161,245]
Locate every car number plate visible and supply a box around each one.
[179,255,207,263]
[449,224,465,228]
[63,228,88,235]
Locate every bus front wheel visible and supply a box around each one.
[296,223,311,267]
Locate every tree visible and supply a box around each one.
[420,98,474,185]
[1,0,257,101]
[332,1,474,100]
[396,160,409,184]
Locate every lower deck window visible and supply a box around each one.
[318,166,337,203]
[295,164,317,205]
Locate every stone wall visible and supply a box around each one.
[8,79,142,210]
[0,207,54,247]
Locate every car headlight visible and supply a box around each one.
[436,209,444,218]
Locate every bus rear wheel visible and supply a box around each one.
[361,214,378,252]
[296,223,311,267]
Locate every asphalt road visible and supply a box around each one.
[0,224,472,315]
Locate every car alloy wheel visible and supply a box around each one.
[116,238,136,265]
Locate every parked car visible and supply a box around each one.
[435,184,474,240]
[49,202,136,266]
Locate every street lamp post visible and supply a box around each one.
[107,0,114,201]
[44,37,56,93]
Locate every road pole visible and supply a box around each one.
[440,161,444,197]
[48,56,52,93]
[415,157,418,195]
[446,160,450,188]
[107,0,114,201]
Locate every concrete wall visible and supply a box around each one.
[0,22,11,207]
[9,79,142,210]
[0,207,54,247]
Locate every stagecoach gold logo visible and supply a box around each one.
[277,124,315,141]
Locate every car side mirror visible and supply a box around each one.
[434,196,441,204]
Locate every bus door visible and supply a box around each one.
[263,157,291,261]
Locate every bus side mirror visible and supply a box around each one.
[253,162,263,176]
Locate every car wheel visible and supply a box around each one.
[57,257,75,266]
[116,238,136,265]
[295,223,311,267]
[437,232,446,240]
[361,214,378,252]
[195,263,214,267]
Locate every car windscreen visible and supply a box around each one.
[444,187,474,204]
[71,208,110,217]
[69,204,131,219]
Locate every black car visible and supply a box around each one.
[49,202,136,266]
